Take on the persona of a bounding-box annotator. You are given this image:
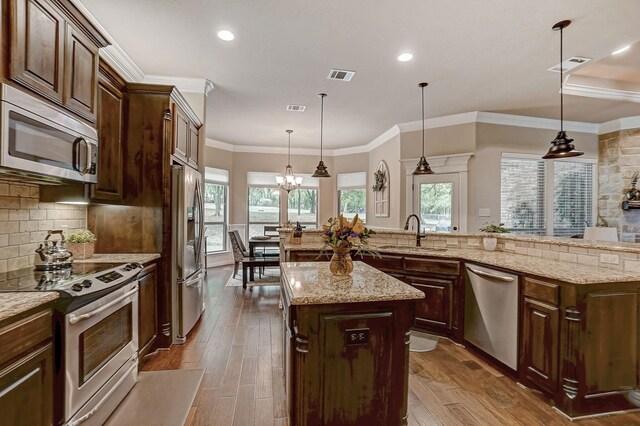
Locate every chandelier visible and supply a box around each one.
[276,129,303,192]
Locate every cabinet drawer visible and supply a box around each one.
[361,253,404,271]
[0,309,52,367]
[524,277,559,306]
[404,257,460,275]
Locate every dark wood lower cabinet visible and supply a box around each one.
[520,297,559,393]
[283,296,415,425]
[0,343,53,426]
[138,262,158,359]
[0,308,54,426]
[402,275,453,334]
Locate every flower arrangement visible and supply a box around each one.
[372,169,386,192]
[67,229,96,243]
[479,222,510,234]
[322,214,376,254]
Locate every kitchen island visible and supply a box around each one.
[280,261,424,426]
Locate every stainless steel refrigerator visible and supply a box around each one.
[171,164,206,344]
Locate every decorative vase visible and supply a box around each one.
[482,237,497,251]
[329,246,353,276]
[67,241,94,259]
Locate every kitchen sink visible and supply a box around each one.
[378,245,447,252]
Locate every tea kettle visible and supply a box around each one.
[34,230,74,270]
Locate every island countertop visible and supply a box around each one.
[281,261,425,305]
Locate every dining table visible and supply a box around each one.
[247,236,281,281]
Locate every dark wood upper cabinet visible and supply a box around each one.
[9,0,65,102]
[63,23,98,120]
[188,121,199,168]
[5,0,108,122]
[91,61,124,203]
[172,105,189,163]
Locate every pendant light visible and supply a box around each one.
[413,82,434,175]
[542,20,583,159]
[312,93,331,178]
[275,130,303,192]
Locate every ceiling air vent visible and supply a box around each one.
[286,104,306,112]
[327,69,355,81]
[547,56,591,73]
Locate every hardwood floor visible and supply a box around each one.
[141,266,640,425]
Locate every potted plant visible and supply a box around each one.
[66,229,96,259]
[479,222,509,251]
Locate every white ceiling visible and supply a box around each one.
[80,0,640,149]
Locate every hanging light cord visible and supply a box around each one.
[559,25,564,132]
[288,131,291,166]
[421,84,426,157]
[320,95,324,162]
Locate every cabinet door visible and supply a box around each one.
[92,64,124,202]
[404,275,452,333]
[138,264,158,358]
[0,343,53,426]
[63,24,98,121]
[9,0,65,102]
[520,298,559,393]
[188,122,199,168]
[172,106,189,162]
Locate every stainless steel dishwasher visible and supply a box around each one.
[464,263,519,370]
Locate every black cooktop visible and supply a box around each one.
[0,262,122,293]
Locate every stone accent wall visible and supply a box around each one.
[599,129,640,242]
[0,180,87,273]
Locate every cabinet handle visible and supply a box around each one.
[466,266,515,282]
[293,323,308,354]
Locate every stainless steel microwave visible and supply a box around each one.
[0,84,98,184]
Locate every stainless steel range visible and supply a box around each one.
[0,262,142,425]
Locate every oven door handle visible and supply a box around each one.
[67,357,137,425]
[68,285,138,325]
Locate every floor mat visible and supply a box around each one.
[410,331,439,352]
[104,369,204,426]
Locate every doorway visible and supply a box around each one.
[413,173,459,233]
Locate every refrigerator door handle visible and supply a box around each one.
[194,177,205,269]
[183,270,204,288]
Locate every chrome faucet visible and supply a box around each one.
[404,214,426,247]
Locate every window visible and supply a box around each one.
[286,174,319,229]
[204,167,229,253]
[500,155,596,237]
[248,172,281,238]
[500,157,546,235]
[337,172,367,221]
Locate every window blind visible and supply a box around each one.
[500,157,546,235]
[337,172,366,189]
[553,161,595,237]
[205,167,229,184]
[247,172,280,186]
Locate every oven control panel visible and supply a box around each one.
[96,271,123,283]
[65,263,142,296]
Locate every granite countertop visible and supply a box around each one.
[283,243,640,285]
[0,292,58,323]
[281,261,424,305]
[74,253,161,264]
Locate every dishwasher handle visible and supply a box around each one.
[467,266,515,282]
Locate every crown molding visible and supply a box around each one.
[397,112,479,132]
[332,125,400,156]
[144,75,215,95]
[70,0,144,82]
[599,116,640,135]
[475,111,599,134]
[563,83,640,104]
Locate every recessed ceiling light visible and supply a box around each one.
[612,45,631,55]
[397,53,413,62]
[217,30,235,41]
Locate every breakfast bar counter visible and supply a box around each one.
[280,261,423,425]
